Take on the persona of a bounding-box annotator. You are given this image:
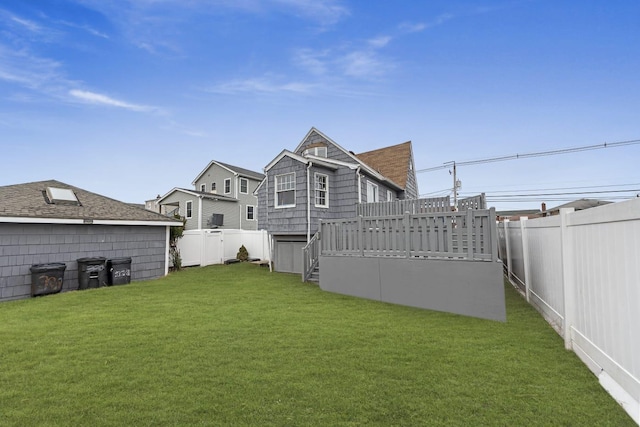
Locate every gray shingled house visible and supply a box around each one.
[155,161,264,231]
[256,127,418,274]
[0,180,181,302]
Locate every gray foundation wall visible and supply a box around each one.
[319,256,506,322]
[0,223,167,302]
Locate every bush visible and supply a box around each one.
[237,245,249,262]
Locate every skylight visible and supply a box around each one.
[46,187,79,205]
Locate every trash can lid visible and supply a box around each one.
[30,262,67,272]
[108,257,132,264]
[77,257,106,263]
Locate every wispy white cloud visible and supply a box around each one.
[399,13,454,34]
[68,89,159,113]
[0,45,66,90]
[272,0,349,25]
[207,76,317,95]
[340,50,390,78]
[368,35,392,48]
[10,16,42,33]
[58,20,109,39]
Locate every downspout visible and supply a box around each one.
[356,166,362,203]
[307,162,312,242]
[198,195,203,229]
[239,204,242,230]
[234,172,239,199]
[264,171,269,227]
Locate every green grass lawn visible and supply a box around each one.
[0,263,633,426]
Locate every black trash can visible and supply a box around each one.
[107,257,132,286]
[77,257,108,290]
[30,263,66,297]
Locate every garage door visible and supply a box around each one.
[274,240,305,274]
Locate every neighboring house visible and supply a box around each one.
[544,198,612,216]
[0,180,181,302]
[256,127,418,274]
[157,161,264,231]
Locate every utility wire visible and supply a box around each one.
[416,138,640,173]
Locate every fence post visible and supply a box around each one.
[520,217,531,302]
[404,211,411,258]
[466,209,474,259]
[358,215,364,256]
[489,207,498,262]
[503,220,512,280]
[560,208,576,350]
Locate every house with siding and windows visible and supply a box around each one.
[156,161,264,231]
[256,127,418,274]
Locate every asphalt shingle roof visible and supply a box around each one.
[215,161,265,181]
[356,141,413,189]
[0,180,181,223]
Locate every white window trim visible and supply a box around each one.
[314,172,329,208]
[200,184,206,192]
[224,178,231,194]
[211,182,216,192]
[275,172,296,209]
[246,205,256,221]
[304,146,327,158]
[387,190,393,202]
[240,178,248,194]
[367,181,379,203]
[185,200,193,219]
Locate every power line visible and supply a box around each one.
[475,182,640,194]
[416,138,640,173]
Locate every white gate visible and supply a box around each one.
[177,229,270,267]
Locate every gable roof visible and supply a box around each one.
[0,180,180,226]
[287,127,405,190]
[157,188,239,204]
[192,160,264,185]
[356,141,413,190]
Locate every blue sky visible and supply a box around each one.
[1,0,639,211]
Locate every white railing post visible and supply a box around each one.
[560,208,576,350]
[520,217,531,302]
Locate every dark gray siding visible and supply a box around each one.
[0,223,167,302]
[264,157,308,235]
[404,159,419,199]
[257,180,267,230]
[309,165,359,234]
[296,130,354,163]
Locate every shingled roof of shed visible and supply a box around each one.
[0,180,181,223]
[356,141,413,189]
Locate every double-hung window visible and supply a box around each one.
[224,178,231,194]
[185,200,193,219]
[366,181,379,203]
[240,178,248,194]
[246,205,255,220]
[315,173,328,208]
[211,182,216,192]
[200,184,206,192]
[275,173,295,208]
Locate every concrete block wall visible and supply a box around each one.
[0,223,167,302]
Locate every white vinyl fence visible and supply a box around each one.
[498,198,640,424]
[177,229,270,267]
